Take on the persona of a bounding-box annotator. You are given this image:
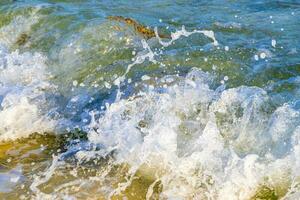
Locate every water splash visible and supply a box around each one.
[25,68,300,199]
[155,25,218,47]
[115,26,218,101]
[0,45,57,140]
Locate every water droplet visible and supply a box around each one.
[72,80,78,86]
[271,39,276,48]
[260,52,266,59]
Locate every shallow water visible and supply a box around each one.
[0,0,300,199]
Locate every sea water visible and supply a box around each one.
[0,1,300,199]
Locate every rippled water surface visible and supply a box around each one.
[0,0,300,199]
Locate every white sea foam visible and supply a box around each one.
[25,68,299,199]
[0,45,56,140]
[0,10,58,140]
[72,68,299,199]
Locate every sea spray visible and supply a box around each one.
[0,45,56,140]
[26,68,300,199]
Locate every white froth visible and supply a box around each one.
[0,11,57,140]
[0,46,56,140]
[65,68,300,199]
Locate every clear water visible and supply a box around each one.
[0,0,300,199]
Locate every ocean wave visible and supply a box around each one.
[28,68,300,199]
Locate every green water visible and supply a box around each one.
[0,1,300,199]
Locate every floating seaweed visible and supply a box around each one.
[15,33,30,46]
[107,16,170,39]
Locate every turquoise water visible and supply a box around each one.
[0,1,300,199]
